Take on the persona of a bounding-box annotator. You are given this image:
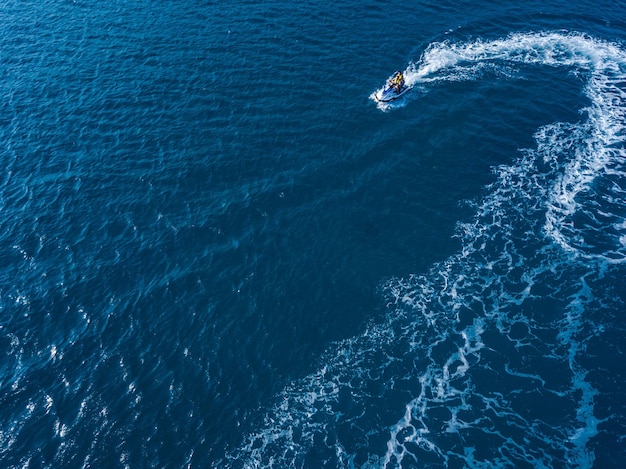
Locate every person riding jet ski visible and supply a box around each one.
[390,71,405,92]
[375,70,410,102]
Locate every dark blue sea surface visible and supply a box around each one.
[1,0,626,467]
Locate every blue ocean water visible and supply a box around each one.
[1,0,626,467]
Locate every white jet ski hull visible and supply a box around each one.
[375,84,410,103]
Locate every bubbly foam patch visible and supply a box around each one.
[227,32,626,468]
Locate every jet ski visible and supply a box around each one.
[375,71,411,102]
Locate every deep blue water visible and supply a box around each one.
[1,1,626,467]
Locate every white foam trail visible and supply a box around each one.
[228,32,626,468]
[377,31,626,263]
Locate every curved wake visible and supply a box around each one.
[227,32,626,468]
